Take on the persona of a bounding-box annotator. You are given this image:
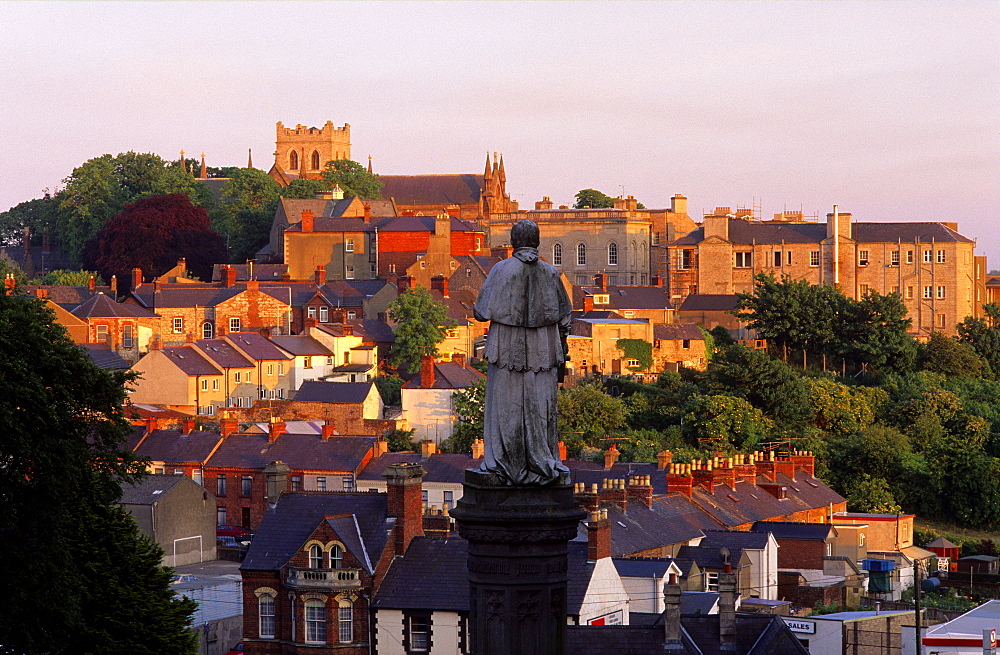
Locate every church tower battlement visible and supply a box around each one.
[272,120,351,181]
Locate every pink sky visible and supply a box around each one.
[2,1,997,263]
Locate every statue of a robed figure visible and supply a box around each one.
[473,219,572,486]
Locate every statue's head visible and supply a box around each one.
[511,220,540,249]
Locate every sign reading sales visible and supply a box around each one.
[784,619,816,634]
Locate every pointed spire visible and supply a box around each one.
[498,153,506,184]
[367,155,373,174]
[179,150,185,168]
[199,153,207,179]
[493,151,499,177]
[247,148,253,169]
[484,152,492,180]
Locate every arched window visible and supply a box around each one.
[259,594,275,638]
[338,600,353,643]
[305,599,327,643]
[553,243,562,265]
[289,151,299,170]
[577,243,587,266]
[311,150,321,170]
[608,242,618,265]
[202,322,214,339]
[330,544,344,569]
[309,544,323,569]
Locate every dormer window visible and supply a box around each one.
[593,294,609,305]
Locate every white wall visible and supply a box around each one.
[401,388,456,444]
[577,558,630,625]
[375,609,464,655]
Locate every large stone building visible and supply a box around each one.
[666,207,980,337]
[490,197,653,286]
[268,121,352,184]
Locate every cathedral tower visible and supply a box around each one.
[270,121,351,184]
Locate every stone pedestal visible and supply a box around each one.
[451,469,586,655]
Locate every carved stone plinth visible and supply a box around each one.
[451,469,586,655]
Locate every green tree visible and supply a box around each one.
[557,381,630,451]
[320,160,383,200]
[707,342,812,426]
[374,374,405,406]
[445,377,486,454]
[681,394,773,450]
[387,285,455,374]
[0,292,197,653]
[0,194,60,248]
[280,178,330,199]
[211,168,282,262]
[33,269,104,286]
[219,168,281,215]
[921,331,987,378]
[836,290,916,373]
[573,188,616,209]
[845,474,902,514]
[384,428,418,452]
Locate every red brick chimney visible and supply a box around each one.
[132,268,143,290]
[595,273,608,292]
[651,275,664,287]
[220,414,239,438]
[604,443,620,469]
[3,274,15,295]
[587,509,611,562]
[145,416,158,433]
[373,436,389,457]
[88,276,96,291]
[430,275,449,297]
[420,354,435,388]
[755,451,778,482]
[281,272,291,283]
[34,289,48,299]
[301,209,314,232]
[314,266,325,286]
[598,478,627,512]
[626,475,653,509]
[573,483,600,513]
[321,420,335,440]
[774,456,796,480]
[268,417,286,442]
[363,202,371,223]
[558,441,567,461]
[471,438,485,459]
[583,295,594,313]
[384,462,425,556]
[110,275,118,298]
[222,266,237,288]
[153,278,161,293]
[692,463,715,494]
[451,353,466,367]
[182,417,196,434]
[790,450,815,477]
[491,246,514,259]
[667,463,694,498]
[713,458,737,491]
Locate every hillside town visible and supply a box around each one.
[3,114,1000,655]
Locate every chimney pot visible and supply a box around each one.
[301,209,314,232]
[420,354,435,388]
[314,266,325,286]
[471,438,485,459]
[268,417,286,442]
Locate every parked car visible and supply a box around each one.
[170,574,198,584]
[225,643,244,655]
[216,524,250,538]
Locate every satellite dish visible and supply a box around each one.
[719,547,731,564]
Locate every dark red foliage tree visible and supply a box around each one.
[82,194,227,285]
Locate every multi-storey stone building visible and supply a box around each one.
[268,121,352,184]
[666,207,979,337]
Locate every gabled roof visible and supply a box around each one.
[134,429,224,464]
[79,344,130,370]
[925,536,959,549]
[699,530,773,551]
[155,346,222,376]
[211,264,289,282]
[576,285,673,310]
[688,472,844,529]
[358,452,482,483]
[373,537,468,611]
[751,521,835,541]
[71,292,157,318]
[377,174,485,207]
[21,284,107,306]
[678,294,740,312]
[294,381,374,404]
[613,557,676,579]
[670,219,973,246]
[326,514,375,574]
[401,362,484,390]
[676,544,749,571]
[377,214,483,234]
[570,496,715,557]
[206,433,375,471]
[345,318,395,344]
[268,335,332,356]
[653,323,705,341]
[119,473,189,505]
[131,284,291,309]
[193,339,255,369]
[224,332,291,361]
[241,492,392,571]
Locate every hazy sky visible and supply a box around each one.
[2,2,997,261]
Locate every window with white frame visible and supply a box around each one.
[234,371,241,383]
[319,306,328,322]
[217,506,226,525]
[230,318,241,333]
[201,379,208,391]
[577,243,586,266]
[891,251,900,266]
[443,490,454,509]
[906,250,914,264]
[122,324,133,348]
[408,614,431,652]
[906,286,914,299]
[679,249,694,270]
[923,250,933,263]
[937,286,946,298]
[593,294,609,305]
[304,356,312,369]
[217,474,226,496]
[307,307,316,319]
[937,249,945,263]
[173,317,184,333]
[858,250,869,266]
[338,601,353,643]
[347,310,356,320]
[309,544,323,569]
[923,286,933,299]
[267,364,274,376]
[608,242,618,265]
[786,251,792,265]
[203,322,214,339]
[734,252,752,268]
[938,313,947,328]
[95,324,109,343]
[552,243,563,265]
[316,477,327,491]
[810,251,820,267]
[305,599,327,643]
[345,238,355,253]
[346,265,355,279]
[259,594,275,638]
[330,544,343,569]
[626,358,641,368]
[342,477,354,491]
[707,571,719,591]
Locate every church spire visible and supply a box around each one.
[248,148,253,169]
[484,152,492,181]
[498,153,506,185]
[367,155,373,174]
[493,152,499,179]
[199,153,207,179]
[179,150,185,168]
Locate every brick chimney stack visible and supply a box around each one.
[573,483,600,514]
[626,475,653,508]
[583,295,594,313]
[595,273,608,292]
[373,436,389,457]
[384,462,425,556]
[431,274,449,298]
[363,202,371,223]
[220,413,239,438]
[791,450,816,477]
[301,209,314,232]
[490,245,514,259]
[88,276,95,291]
[182,417,196,434]
[657,449,673,470]
[420,354,435,388]
[222,265,237,288]
[268,417,286,442]
[3,274,15,295]
[604,443,620,469]
[263,460,290,507]
[132,268,143,290]
[420,440,437,459]
[558,441,567,461]
[471,438,485,459]
[667,463,694,498]
[587,509,611,562]
[110,275,117,298]
[663,573,684,653]
[598,478,627,512]
[314,266,325,286]
[321,420,335,440]
[692,461,715,494]
[145,416,158,433]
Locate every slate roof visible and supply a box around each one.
[119,473,188,505]
[358,452,482,483]
[750,521,834,541]
[653,324,706,340]
[268,335,332,356]
[131,284,291,309]
[613,557,675,579]
[688,472,844,529]
[926,536,959,549]
[671,219,973,246]
[134,429,224,464]
[224,332,291,361]
[193,340,255,369]
[373,537,468,611]
[156,347,222,376]
[211,264,289,282]
[676,544,749,571]
[678,294,740,312]
[576,285,673,310]
[71,292,157,318]
[566,625,677,655]
[326,514,375,573]
[206,433,375,471]
[699,530,772,551]
[293,381,374,404]
[79,344,130,370]
[20,284,106,306]
[570,496,716,557]
[241,492,392,571]
[401,362,484,390]
[287,217,376,233]
[377,174,485,207]
[376,214,483,234]
[566,541,597,615]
